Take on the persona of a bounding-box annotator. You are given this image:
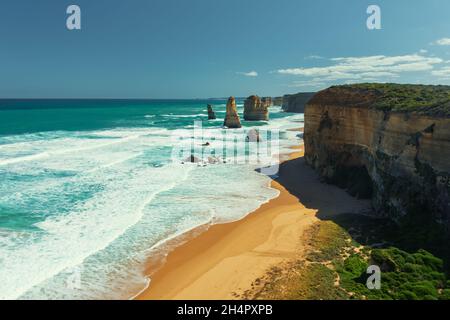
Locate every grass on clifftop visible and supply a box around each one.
[335,83,450,116]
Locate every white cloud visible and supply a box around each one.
[236,71,258,77]
[419,49,428,54]
[432,66,450,78]
[305,55,324,60]
[277,54,443,82]
[289,80,326,88]
[435,38,450,46]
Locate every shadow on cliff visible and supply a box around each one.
[260,156,450,269]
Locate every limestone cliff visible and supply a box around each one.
[304,84,450,226]
[223,97,242,128]
[282,92,316,113]
[272,97,284,106]
[243,95,269,121]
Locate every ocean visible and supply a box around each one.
[0,99,304,300]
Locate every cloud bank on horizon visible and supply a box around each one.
[274,47,450,89]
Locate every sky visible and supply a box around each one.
[1,0,450,98]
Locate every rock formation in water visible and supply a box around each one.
[207,104,216,120]
[304,84,450,226]
[243,95,269,121]
[184,155,201,163]
[246,128,261,142]
[261,97,273,108]
[223,96,242,128]
[282,92,316,113]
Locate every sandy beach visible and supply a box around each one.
[137,143,371,300]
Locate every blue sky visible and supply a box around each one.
[1,0,450,98]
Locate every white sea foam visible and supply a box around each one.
[0,128,171,167]
[0,160,193,299]
[160,113,209,118]
[0,112,304,300]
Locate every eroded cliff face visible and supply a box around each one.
[304,87,450,226]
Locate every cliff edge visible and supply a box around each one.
[282,92,316,113]
[304,84,450,226]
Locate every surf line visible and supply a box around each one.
[0,134,142,166]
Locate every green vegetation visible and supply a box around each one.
[253,216,450,300]
[335,83,450,116]
[336,247,448,300]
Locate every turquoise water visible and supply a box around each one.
[0,99,303,299]
[0,99,291,136]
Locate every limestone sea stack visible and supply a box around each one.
[243,95,269,121]
[223,97,242,128]
[261,97,273,108]
[304,84,450,227]
[207,104,216,120]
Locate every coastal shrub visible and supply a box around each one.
[335,83,450,116]
[342,254,368,278]
[371,249,397,272]
[416,249,443,271]
[440,289,450,300]
[403,281,438,299]
[339,246,448,300]
[396,290,418,300]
